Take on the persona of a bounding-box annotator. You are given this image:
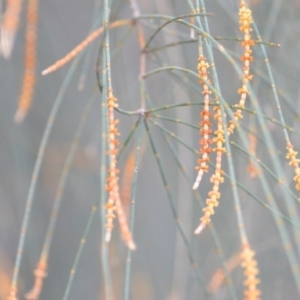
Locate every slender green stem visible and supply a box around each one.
[145,39,196,54]
[140,13,213,51]
[118,119,140,159]
[114,107,141,116]
[10,53,83,299]
[151,114,199,129]
[144,120,209,299]
[78,0,102,90]
[231,141,299,204]
[145,37,279,55]
[123,118,143,300]
[146,100,206,114]
[151,110,299,137]
[253,22,290,142]
[214,36,280,47]
[40,92,96,263]
[62,205,98,300]
[156,120,238,300]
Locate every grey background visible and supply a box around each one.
[1,0,300,299]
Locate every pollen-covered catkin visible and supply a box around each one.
[228,2,254,135]
[240,244,261,300]
[14,0,39,123]
[0,0,22,59]
[105,93,136,250]
[193,55,212,190]
[286,143,300,190]
[194,104,225,234]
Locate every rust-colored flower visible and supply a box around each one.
[15,0,39,123]
[194,104,226,234]
[105,92,136,250]
[193,55,213,190]
[228,2,254,135]
[0,0,22,59]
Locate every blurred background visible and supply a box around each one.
[1,0,300,299]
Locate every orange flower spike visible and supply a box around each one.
[240,244,261,300]
[195,105,226,234]
[42,19,131,75]
[0,0,22,59]
[105,92,136,250]
[14,0,39,123]
[193,55,213,190]
[228,2,254,135]
[286,143,300,190]
[104,198,116,242]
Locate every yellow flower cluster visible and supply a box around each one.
[240,244,261,300]
[286,143,300,190]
